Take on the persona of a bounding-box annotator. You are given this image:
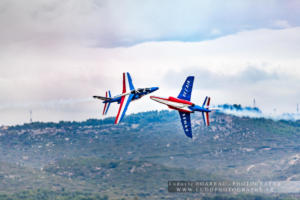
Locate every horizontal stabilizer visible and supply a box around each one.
[93,96,112,101]
[202,96,210,126]
[102,91,112,115]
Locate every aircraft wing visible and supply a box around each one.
[115,93,134,124]
[114,72,135,124]
[177,76,194,101]
[178,111,193,138]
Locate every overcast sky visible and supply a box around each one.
[1,0,300,125]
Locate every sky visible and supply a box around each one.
[0,0,300,125]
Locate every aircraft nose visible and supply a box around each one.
[151,87,159,92]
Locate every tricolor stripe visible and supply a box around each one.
[168,105,193,113]
[202,112,210,126]
[102,91,108,115]
[119,94,134,122]
[102,103,107,115]
[122,72,126,93]
[150,96,193,112]
[207,97,210,108]
[205,97,210,126]
[126,72,135,90]
[104,91,111,115]
[168,96,193,105]
[202,96,208,107]
[205,112,210,126]
[115,95,129,124]
[114,72,134,124]
[202,112,206,126]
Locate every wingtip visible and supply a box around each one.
[150,96,158,100]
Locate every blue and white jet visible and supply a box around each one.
[93,72,159,124]
[150,76,211,138]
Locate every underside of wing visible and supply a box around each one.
[177,76,194,101]
[178,111,192,138]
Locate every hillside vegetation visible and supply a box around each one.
[0,109,299,199]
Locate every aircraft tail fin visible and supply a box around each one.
[202,112,210,126]
[202,96,210,109]
[202,96,208,107]
[102,91,112,115]
[126,72,135,91]
[206,97,210,109]
[121,72,135,95]
[202,97,210,126]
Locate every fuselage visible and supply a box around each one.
[150,96,211,113]
[104,87,159,104]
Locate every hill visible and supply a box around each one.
[0,109,299,199]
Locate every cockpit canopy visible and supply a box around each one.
[137,88,151,93]
[131,87,158,94]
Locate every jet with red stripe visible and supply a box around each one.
[150,76,211,138]
[93,72,159,124]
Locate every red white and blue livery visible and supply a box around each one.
[93,72,159,124]
[150,76,211,138]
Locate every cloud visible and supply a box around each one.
[163,66,280,90]
[1,0,300,47]
[236,66,279,83]
[273,20,291,28]
[210,28,222,36]
[1,25,300,125]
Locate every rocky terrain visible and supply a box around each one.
[0,108,299,199]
